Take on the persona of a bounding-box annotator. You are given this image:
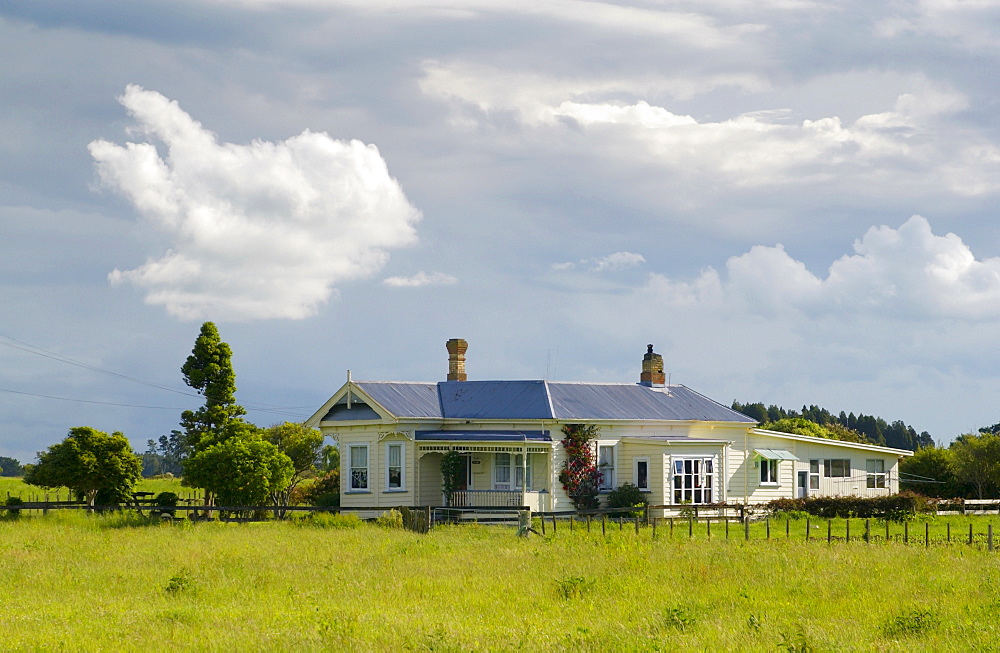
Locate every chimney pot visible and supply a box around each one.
[446,338,468,382]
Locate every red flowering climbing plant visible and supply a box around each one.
[558,423,603,510]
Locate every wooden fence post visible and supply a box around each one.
[669,517,673,536]
[601,514,606,537]
[744,516,750,541]
[947,522,951,543]
[969,522,974,546]
[726,518,730,539]
[786,518,790,538]
[570,514,574,531]
[885,520,889,543]
[541,514,546,535]
[707,519,711,540]
[644,504,650,526]
[689,516,693,539]
[806,518,810,541]
[846,519,850,543]
[587,514,591,533]
[552,515,557,534]
[865,519,870,544]
[827,520,832,545]
[634,515,639,535]
[652,517,657,539]
[766,518,770,540]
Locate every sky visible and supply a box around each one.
[4,0,1000,462]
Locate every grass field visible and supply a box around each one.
[2,509,1000,651]
[0,476,194,502]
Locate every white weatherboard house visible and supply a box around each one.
[305,341,912,513]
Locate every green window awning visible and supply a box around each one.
[754,449,799,461]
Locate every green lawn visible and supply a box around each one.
[1,511,999,650]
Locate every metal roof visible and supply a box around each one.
[349,380,753,423]
[754,448,800,461]
[415,430,551,442]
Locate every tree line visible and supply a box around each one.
[20,322,339,511]
[731,401,934,451]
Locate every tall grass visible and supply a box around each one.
[1,513,999,650]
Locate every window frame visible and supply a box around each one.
[385,442,405,492]
[493,452,512,490]
[824,458,851,478]
[809,459,820,490]
[347,444,370,493]
[671,456,714,505]
[759,458,779,486]
[634,457,650,491]
[598,444,616,491]
[514,453,533,492]
[866,459,886,489]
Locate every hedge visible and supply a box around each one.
[765,492,934,522]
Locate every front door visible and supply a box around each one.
[458,455,472,491]
[797,470,808,498]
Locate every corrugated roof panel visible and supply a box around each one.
[438,381,553,419]
[548,383,755,422]
[349,380,754,423]
[355,382,442,418]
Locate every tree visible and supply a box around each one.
[262,422,324,510]
[899,446,969,499]
[0,456,24,477]
[558,424,602,510]
[142,430,186,477]
[950,432,1000,499]
[180,322,247,455]
[23,427,142,507]
[320,444,340,473]
[183,425,293,514]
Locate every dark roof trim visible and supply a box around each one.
[415,430,551,442]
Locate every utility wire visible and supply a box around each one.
[0,331,312,418]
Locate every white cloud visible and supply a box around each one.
[634,215,1000,320]
[382,271,458,287]
[423,63,999,196]
[90,85,421,321]
[553,251,646,272]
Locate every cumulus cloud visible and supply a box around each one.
[554,251,647,272]
[382,271,457,287]
[423,63,1000,196]
[638,215,1000,320]
[89,85,421,321]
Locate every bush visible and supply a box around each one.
[151,492,179,518]
[301,471,340,507]
[5,496,24,517]
[765,492,934,522]
[376,508,403,529]
[606,483,648,518]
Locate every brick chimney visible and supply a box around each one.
[446,338,468,381]
[640,344,665,387]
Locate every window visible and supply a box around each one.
[824,459,851,478]
[760,459,779,485]
[514,454,533,491]
[348,444,369,491]
[672,458,714,504]
[494,452,512,490]
[866,459,886,489]
[386,443,404,491]
[634,458,650,491]
[809,460,820,490]
[598,445,616,490]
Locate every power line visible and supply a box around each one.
[0,387,185,410]
[0,330,313,417]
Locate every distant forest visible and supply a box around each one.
[731,401,934,452]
